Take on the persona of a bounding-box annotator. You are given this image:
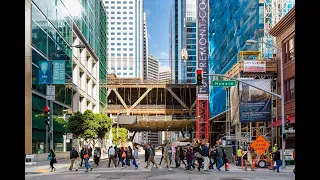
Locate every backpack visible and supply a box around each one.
[167,146,172,153]
[127,149,132,158]
[243,153,248,160]
[94,149,98,157]
[122,151,127,158]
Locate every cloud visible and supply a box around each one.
[148,33,151,39]
[145,9,151,17]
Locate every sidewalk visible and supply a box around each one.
[227,163,295,173]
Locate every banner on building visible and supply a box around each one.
[230,86,240,125]
[38,60,51,84]
[239,79,272,123]
[197,0,209,99]
[52,60,65,84]
[243,61,266,72]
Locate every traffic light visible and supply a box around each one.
[44,106,50,127]
[282,133,288,140]
[285,115,291,129]
[196,69,203,85]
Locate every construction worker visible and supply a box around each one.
[237,146,244,166]
[272,144,278,153]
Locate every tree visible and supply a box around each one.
[66,112,85,139]
[95,113,113,146]
[82,110,99,148]
[35,114,68,131]
[106,127,128,145]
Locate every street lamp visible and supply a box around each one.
[48,44,85,150]
[246,39,286,168]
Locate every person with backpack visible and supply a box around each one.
[93,147,101,167]
[48,148,56,172]
[186,144,194,171]
[69,146,79,171]
[83,145,93,172]
[145,144,159,169]
[79,146,85,167]
[126,146,133,166]
[120,147,126,168]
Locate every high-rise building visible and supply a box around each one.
[170,0,196,84]
[208,0,265,118]
[143,12,149,80]
[146,54,159,82]
[158,67,171,83]
[25,0,107,154]
[104,0,144,78]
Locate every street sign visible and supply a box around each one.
[211,80,236,87]
[250,135,270,156]
[66,133,73,139]
[197,94,209,100]
[284,129,295,133]
[47,86,55,96]
[225,135,236,140]
[26,154,35,159]
[46,96,55,101]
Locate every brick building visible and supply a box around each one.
[269,6,295,149]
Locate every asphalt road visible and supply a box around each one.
[25,155,295,180]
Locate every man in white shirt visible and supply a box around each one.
[108,146,117,168]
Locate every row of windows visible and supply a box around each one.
[108,11,134,15]
[108,37,134,40]
[109,48,134,51]
[109,43,134,46]
[105,6,134,9]
[116,72,134,76]
[109,16,134,20]
[109,53,134,56]
[110,67,134,70]
[109,22,134,25]
[105,1,134,4]
[110,27,134,30]
[109,32,134,35]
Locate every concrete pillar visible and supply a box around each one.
[25,0,32,154]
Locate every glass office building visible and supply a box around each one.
[28,0,107,154]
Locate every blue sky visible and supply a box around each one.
[144,0,172,68]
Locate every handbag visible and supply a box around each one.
[53,157,57,163]
[83,154,88,159]
[122,152,126,158]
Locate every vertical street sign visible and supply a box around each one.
[38,60,51,84]
[52,60,65,84]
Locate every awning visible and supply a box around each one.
[268,115,295,128]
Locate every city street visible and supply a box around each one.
[25,155,295,180]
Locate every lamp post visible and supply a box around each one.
[246,39,285,168]
[48,44,85,150]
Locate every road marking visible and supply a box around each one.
[35,169,50,173]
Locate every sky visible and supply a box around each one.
[144,0,172,68]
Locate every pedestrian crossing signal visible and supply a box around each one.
[44,106,50,127]
[196,69,203,85]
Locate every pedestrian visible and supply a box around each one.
[216,144,224,171]
[194,146,203,171]
[185,144,194,171]
[79,145,85,167]
[48,149,56,172]
[167,143,173,165]
[201,143,210,171]
[120,146,127,167]
[160,143,172,170]
[243,146,255,171]
[273,148,281,173]
[159,145,165,165]
[117,146,122,166]
[132,146,139,169]
[144,144,149,162]
[83,145,93,172]
[222,147,229,171]
[93,147,101,167]
[174,147,180,168]
[108,146,117,168]
[126,146,133,166]
[209,146,217,169]
[145,144,159,168]
[237,146,244,166]
[69,146,79,171]
[179,146,187,168]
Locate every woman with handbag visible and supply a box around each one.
[83,145,93,172]
[48,149,56,172]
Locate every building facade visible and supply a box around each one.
[146,54,159,82]
[269,6,295,149]
[158,67,171,83]
[104,0,144,78]
[25,0,107,154]
[143,12,149,80]
[208,0,264,118]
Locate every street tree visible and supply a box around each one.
[66,112,85,139]
[83,110,99,148]
[106,127,128,145]
[95,113,113,146]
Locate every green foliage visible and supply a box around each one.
[66,112,85,139]
[95,113,113,141]
[106,127,128,144]
[35,113,68,131]
[82,110,99,142]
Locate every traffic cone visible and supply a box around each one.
[226,163,230,170]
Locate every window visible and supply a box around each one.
[129,6,133,9]
[117,1,121,4]
[105,1,109,4]
[129,1,133,4]
[123,53,127,56]
[117,48,121,51]
[123,22,127,25]
[123,48,127,51]
[111,6,115,9]
[111,53,115,56]
[111,48,115,51]
[129,48,133,51]
[123,27,127,30]
[111,43,115,45]
[129,17,133,20]
[117,6,121,9]
[111,1,115,4]
[123,38,127,40]
[111,27,115,30]
[123,73,127,75]
[117,32,121,35]
[129,22,133,25]
[129,38,133,40]
[123,67,127,70]
[111,17,115,19]
[117,22,121,25]
[129,53,133,56]
[123,1,127,4]
[111,67,115,70]
[285,77,295,101]
[111,32,115,35]
[117,53,121,56]
[123,12,127,14]
[123,17,127,19]
[123,6,127,9]
[129,67,134,70]
[283,36,295,63]
[117,43,121,46]
[129,32,133,35]
[117,38,121,40]
[123,32,127,35]
[117,67,121,70]
[129,73,133,75]
[111,22,115,24]
[111,12,115,14]
[129,12,133,14]
[117,17,121,19]
[117,12,121,14]
[117,73,121,75]
[123,43,127,46]
[117,27,121,30]
[129,27,133,30]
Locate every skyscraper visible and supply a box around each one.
[146,54,159,82]
[158,67,171,83]
[170,0,196,84]
[143,12,149,80]
[104,0,144,78]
